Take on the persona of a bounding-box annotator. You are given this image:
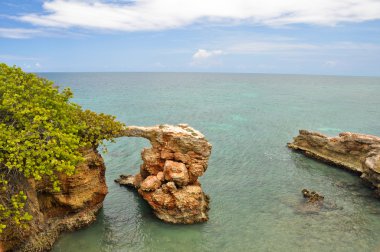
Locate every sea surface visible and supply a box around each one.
[39,73,380,252]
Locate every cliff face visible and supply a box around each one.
[116,124,212,224]
[288,130,380,195]
[1,148,108,252]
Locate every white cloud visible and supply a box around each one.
[190,40,380,68]
[191,49,224,67]
[192,49,223,59]
[18,0,380,31]
[0,28,42,39]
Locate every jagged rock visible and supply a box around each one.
[295,189,325,214]
[295,189,341,214]
[1,148,108,252]
[116,124,212,224]
[302,189,324,203]
[164,160,189,187]
[288,130,380,196]
[140,175,162,191]
[114,174,136,187]
[156,171,164,181]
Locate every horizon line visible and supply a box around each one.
[33,71,380,78]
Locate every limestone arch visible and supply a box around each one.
[115,124,212,224]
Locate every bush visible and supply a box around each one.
[0,63,125,233]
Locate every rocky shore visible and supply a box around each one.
[288,130,380,196]
[115,124,212,224]
[0,148,108,252]
[1,123,212,251]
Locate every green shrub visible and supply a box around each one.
[0,63,125,233]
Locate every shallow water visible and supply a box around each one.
[39,73,380,252]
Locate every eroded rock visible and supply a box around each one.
[302,189,324,203]
[164,160,189,187]
[288,130,380,196]
[295,189,342,214]
[295,189,325,214]
[1,148,108,252]
[140,175,162,191]
[115,124,212,224]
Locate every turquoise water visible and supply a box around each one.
[40,73,380,252]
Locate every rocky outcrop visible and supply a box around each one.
[295,189,325,214]
[1,148,108,252]
[115,124,212,224]
[302,189,324,203]
[288,130,380,196]
[295,189,341,214]
[1,123,212,250]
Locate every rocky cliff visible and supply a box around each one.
[288,130,380,195]
[1,123,213,251]
[0,148,108,252]
[115,124,212,224]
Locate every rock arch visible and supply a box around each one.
[115,124,212,224]
[1,124,212,251]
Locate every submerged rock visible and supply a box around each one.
[302,189,324,203]
[295,189,341,214]
[288,130,380,196]
[295,189,325,214]
[115,124,212,224]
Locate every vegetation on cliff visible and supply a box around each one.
[0,63,125,234]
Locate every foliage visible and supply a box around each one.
[0,63,125,234]
[77,109,124,149]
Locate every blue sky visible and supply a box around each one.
[1,0,380,75]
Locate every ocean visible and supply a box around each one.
[39,73,380,252]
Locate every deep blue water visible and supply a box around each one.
[39,73,380,252]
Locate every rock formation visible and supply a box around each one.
[295,189,325,213]
[115,124,212,224]
[302,189,324,203]
[296,189,341,214]
[288,130,380,196]
[1,148,108,252]
[1,123,212,250]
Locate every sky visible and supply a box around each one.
[0,0,380,75]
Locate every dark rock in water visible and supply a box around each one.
[334,181,350,188]
[115,174,138,187]
[302,189,324,203]
[295,189,325,214]
[295,189,341,214]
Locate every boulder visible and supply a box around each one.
[140,175,162,191]
[163,160,189,187]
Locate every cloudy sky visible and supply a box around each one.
[1,0,380,75]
